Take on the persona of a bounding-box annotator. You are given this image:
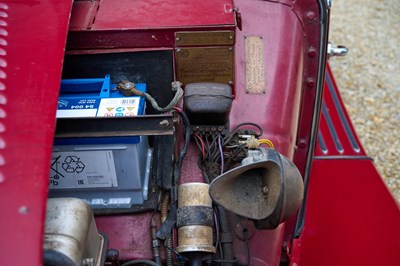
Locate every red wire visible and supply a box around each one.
[193,132,206,159]
[172,106,182,112]
[173,107,205,159]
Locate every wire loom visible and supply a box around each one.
[153,107,276,265]
[191,122,274,265]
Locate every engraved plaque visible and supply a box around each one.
[175,31,234,46]
[176,47,234,85]
[245,36,265,94]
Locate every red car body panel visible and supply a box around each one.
[0,1,398,265]
[290,65,400,265]
[291,159,400,266]
[0,1,73,266]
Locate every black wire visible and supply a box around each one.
[120,259,160,266]
[170,109,192,198]
[213,205,224,259]
[231,144,247,158]
[210,133,223,162]
[172,109,192,166]
[245,238,250,266]
[206,133,219,161]
[230,122,263,137]
[204,132,211,152]
[164,245,189,262]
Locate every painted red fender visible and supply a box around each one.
[290,66,400,266]
[0,1,72,265]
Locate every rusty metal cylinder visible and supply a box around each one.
[176,183,215,254]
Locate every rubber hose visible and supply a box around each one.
[217,205,234,266]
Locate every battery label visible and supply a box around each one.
[97,97,140,117]
[56,98,100,118]
[49,150,118,189]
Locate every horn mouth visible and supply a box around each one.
[209,160,281,220]
[209,148,304,228]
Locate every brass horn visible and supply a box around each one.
[209,148,304,229]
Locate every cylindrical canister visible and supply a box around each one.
[176,183,215,253]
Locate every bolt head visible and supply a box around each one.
[308,47,317,57]
[306,11,316,21]
[306,78,316,89]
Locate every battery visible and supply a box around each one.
[56,74,146,118]
[49,75,151,210]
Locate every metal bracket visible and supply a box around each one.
[55,114,174,138]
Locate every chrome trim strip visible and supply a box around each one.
[317,132,328,154]
[325,72,361,153]
[314,155,373,160]
[322,100,344,153]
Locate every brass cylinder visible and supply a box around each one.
[176,183,215,254]
[176,225,216,253]
[178,182,212,208]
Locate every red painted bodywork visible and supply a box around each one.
[0,1,73,266]
[289,65,400,265]
[315,66,367,157]
[0,1,399,266]
[67,0,236,50]
[291,159,400,266]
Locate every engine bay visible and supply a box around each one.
[43,0,326,265]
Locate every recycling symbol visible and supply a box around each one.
[62,156,85,173]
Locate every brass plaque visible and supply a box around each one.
[245,36,265,94]
[175,31,234,46]
[176,47,234,85]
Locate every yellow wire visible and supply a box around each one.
[258,139,275,148]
